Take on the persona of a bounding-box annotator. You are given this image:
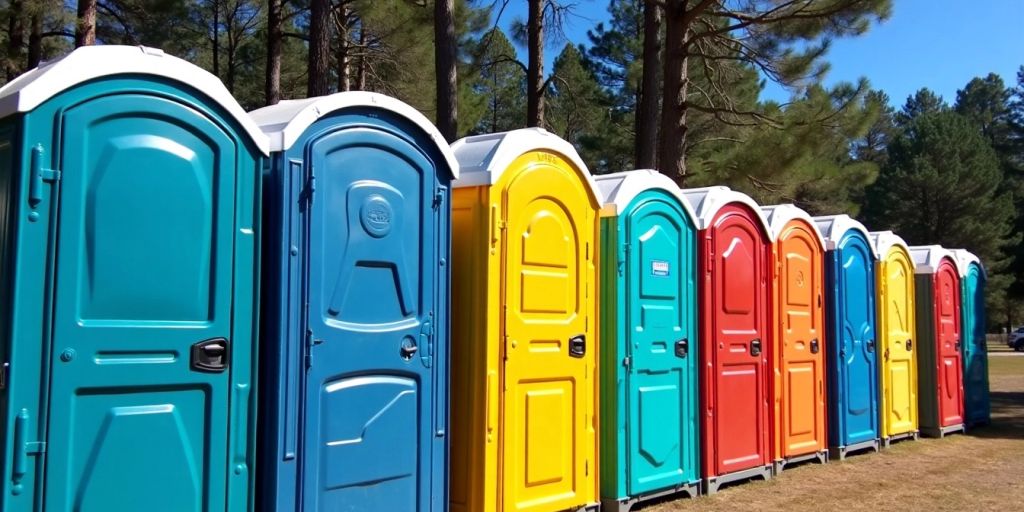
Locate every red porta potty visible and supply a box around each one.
[680,187,774,494]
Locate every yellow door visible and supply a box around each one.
[501,153,596,512]
[880,248,918,438]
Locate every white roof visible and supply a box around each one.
[951,249,985,278]
[248,91,458,177]
[868,230,912,262]
[450,128,597,197]
[908,245,959,275]
[812,215,873,252]
[760,204,825,248]
[0,45,269,155]
[594,169,697,222]
[679,186,771,235]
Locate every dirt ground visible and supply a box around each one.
[647,345,1024,512]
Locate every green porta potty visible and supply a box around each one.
[596,170,700,511]
[0,46,269,511]
[953,249,989,427]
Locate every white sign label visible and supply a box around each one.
[652,260,670,277]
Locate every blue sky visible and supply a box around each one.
[499,0,1024,107]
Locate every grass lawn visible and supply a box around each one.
[647,355,1024,511]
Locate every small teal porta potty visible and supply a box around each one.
[596,170,700,511]
[953,249,990,427]
[813,215,880,459]
[0,46,269,511]
[250,91,456,512]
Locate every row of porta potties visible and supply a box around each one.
[0,46,992,512]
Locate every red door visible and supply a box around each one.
[934,260,964,427]
[700,204,770,478]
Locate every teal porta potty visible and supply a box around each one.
[953,249,990,426]
[0,46,268,511]
[596,170,700,511]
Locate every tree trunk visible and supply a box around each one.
[308,0,332,96]
[335,3,351,92]
[75,0,97,47]
[526,0,544,127]
[433,0,457,141]
[265,0,282,105]
[355,22,367,91]
[27,13,41,69]
[636,0,661,170]
[7,0,25,79]
[212,0,220,78]
[658,0,688,184]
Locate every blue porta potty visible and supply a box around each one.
[251,92,456,512]
[0,46,269,511]
[813,215,881,459]
[953,249,990,427]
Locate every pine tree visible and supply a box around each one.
[464,27,526,134]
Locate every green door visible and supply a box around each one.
[43,94,238,511]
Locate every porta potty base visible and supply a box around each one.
[829,438,880,460]
[921,423,966,438]
[601,482,701,512]
[704,465,773,495]
[882,430,920,448]
[773,450,828,475]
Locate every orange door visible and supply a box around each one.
[775,222,826,459]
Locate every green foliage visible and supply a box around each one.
[462,27,526,135]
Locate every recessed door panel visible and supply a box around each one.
[837,235,878,446]
[882,250,917,437]
[46,95,237,511]
[935,261,963,427]
[303,127,438,511]
[502,160,594,512]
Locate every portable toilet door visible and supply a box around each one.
[595,170,700,511]
[761,205,828,473]
[0,46,268,512]
[909,245,965,438]
[869,231,919,446]
[249,92,455,511]
[449,128,601,512]
[812,215,880,460]
[680,187,772,494]
[953,249,990,427]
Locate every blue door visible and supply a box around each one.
[43,94,240,510]
[962,263,989,425]
[827,231,878,447]
[624,192,698,496]
[301,125,442,510]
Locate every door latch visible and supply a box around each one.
[569,335,586,358]
[674,338,689,358]
[809,338,820,354]
[866,339,875,352]
[400,338,419,360]
[906,339,913,351]
[190,338,229,372]
[750,338,762,357]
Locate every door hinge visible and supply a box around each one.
[623,356,631,368]
[0,362,7,390]
[304,329,316,369]
[29,144,60,207]
[585,459,589,476]
[301,170,316,206]
[432,189,444,210]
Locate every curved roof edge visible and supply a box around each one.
[760,204,826,248]
[951,249,986,278]
[679,186,772,236]
[868,230,913,262]
[0,45,269,155]
[812,215,873,252]
[908,244,959,275]
[450,128,598,200]
[248,91,458,178]
[594,169,697,223]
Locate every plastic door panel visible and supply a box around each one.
[44,95,237,511]
[881,250,917,437]
[962,265,989,424]
[837,235,878,445]
[708,206,769,476]
[934,262,963,427]
[502,157,594,512]
[776,225,825,458]
[625,196,695,496]
[302,127,438,511]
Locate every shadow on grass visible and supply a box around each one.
[965,390,1024,440]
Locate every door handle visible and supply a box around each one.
[866,339,875,352]
[569,334,586,358]
[674,338,689,358]
[400,338,419,360]
[750,338,762,357]
[191,338,229,373]
[906,339,913,352]
[810,338,820,354]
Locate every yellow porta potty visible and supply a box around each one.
[869,231,919,446]
[449,128,602,512]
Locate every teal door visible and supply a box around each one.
[625,192,697,496]
[962,263,989,425]
[44,94,239,510]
